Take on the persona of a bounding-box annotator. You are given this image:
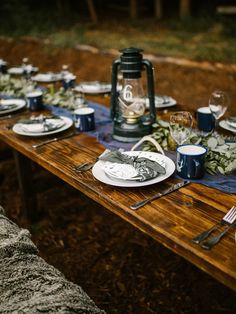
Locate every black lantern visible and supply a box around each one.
[110,47,156,142]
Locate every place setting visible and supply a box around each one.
[31,72,63,83]
[206,89,236,134]
[91,149,176,188]
[12,114,73,137]
[7,58,39,77]
[74,81,113,94]
[8,65,39,76]
[145,95,177,109]
[219,117,236,134]
[0,98,27,116]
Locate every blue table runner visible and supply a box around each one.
[46,102,236,195]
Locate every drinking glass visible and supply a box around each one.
[169,111,193,146]
[208,90,229,129]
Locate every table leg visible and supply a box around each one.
[13,150,38,221]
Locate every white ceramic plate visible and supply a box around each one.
[8,66,38,75]
[12,116,73,137]
[92,151,175,187]
[146,95,177,109]
[8,67,24,75]
[74,81,112,94]
[0,99,26,115]
[31,73,62,83]
[219,120,236,134]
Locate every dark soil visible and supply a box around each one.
[1,38,236,314]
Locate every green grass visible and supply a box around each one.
[1,12,236,64]
[43,18,236,64]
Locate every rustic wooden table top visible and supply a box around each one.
[0,95,236,292]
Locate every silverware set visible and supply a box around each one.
[192,205,236,250]
[73,159,98,173]
[73,150,109,173]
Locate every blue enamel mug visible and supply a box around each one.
[62,74,76,90]
[26,90,44,112]
[74,107,95,132]
[176,144,207,179]
[197,107,215,133]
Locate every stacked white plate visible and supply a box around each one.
[145,95,177,109]
[31,73,63,83]
[0,99,26,115]
[12,116,73,137]
[92,151,175,187]
[219,117,236,134]
[74,81,112,94]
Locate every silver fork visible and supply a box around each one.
[73,149,110,173]
[192,206,236,249]
[73,159,98,173]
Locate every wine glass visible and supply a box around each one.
[169,111,193,146]
[208,90,229,130]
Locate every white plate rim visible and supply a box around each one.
[0,99,26,115]
[12,116,73,137]
[146,96,177,109]
[219,120,236,134]
[74,82,111,94]
[31,73,62,83]
[8,66,38,75]
[92,151,175,187]
[8,67,24,75]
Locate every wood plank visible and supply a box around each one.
[0,109,236,291]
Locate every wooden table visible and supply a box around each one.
[0,96,236,292]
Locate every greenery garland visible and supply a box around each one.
[142,119,236,175]
[1,76,235,175]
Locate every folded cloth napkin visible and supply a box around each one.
[0,99,17,111]
[99,150,166,182]
[17,116,65,133]
[226,117,236,129]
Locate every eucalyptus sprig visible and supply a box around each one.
[142,119,236,175]
[43,87,87,110]
[202,135,236,175]
[0,74,26,97]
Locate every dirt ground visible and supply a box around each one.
[1,38,236,313]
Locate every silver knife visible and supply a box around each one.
[32,131,77,149]
[130,180,190,210]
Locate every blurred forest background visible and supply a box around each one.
[0,0,236,63]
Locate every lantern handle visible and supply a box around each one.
[110,59,121,119]
[142,59,156,123]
